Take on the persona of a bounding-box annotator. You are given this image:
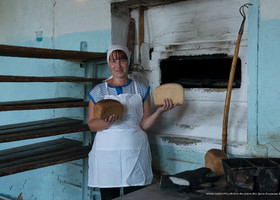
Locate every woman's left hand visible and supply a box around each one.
[157,98,177,114]
[140,95,178,131]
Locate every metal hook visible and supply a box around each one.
[238,3,253,35]
[239,3,252,18]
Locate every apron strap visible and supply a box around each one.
[105,82,110,95]
[134,81,139,94]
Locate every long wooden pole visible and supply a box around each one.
[222,34,242,153]
[138,5,144,63]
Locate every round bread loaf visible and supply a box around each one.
[153,83,184,106]
[93,99,124,120]
[205,149,227,175]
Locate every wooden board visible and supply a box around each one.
[112,0,186,9]
[0,75,104,83]
[127,18,136,68]
[0,138,91,177]
[138,6,145,63]
[0,117,89,142]
[0,97,88,111]
[0,44,106,61]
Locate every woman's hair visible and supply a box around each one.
[109,50,128,61]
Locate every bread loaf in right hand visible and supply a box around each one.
[93,99,124,120]
[153,83,184,106]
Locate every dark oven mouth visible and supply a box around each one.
[160,54,241,88]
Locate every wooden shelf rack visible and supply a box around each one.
[0,44,103,176]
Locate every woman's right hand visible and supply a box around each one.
[88,114,117,131]
[104,114,118,128]
[88,100,119,131]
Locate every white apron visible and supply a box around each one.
[88,81,153,188]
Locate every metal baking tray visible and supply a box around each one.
[222,158,280,192]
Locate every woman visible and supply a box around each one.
[87,45,176,200]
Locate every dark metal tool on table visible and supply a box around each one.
[160,167,221,192]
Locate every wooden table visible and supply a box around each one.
[115,178,280,200]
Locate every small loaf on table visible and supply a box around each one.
[205,149,227,175]
[93,99,124,120]
[153,83,184,106]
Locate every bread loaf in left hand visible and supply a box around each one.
[153,83,184,106]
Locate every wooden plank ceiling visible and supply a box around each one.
[112,0,187,9]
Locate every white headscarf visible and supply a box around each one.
[104,45,131,82]
[107,45,130,65]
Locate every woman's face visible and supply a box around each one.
[109,50,129,79]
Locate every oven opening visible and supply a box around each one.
[160,54,241,88]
